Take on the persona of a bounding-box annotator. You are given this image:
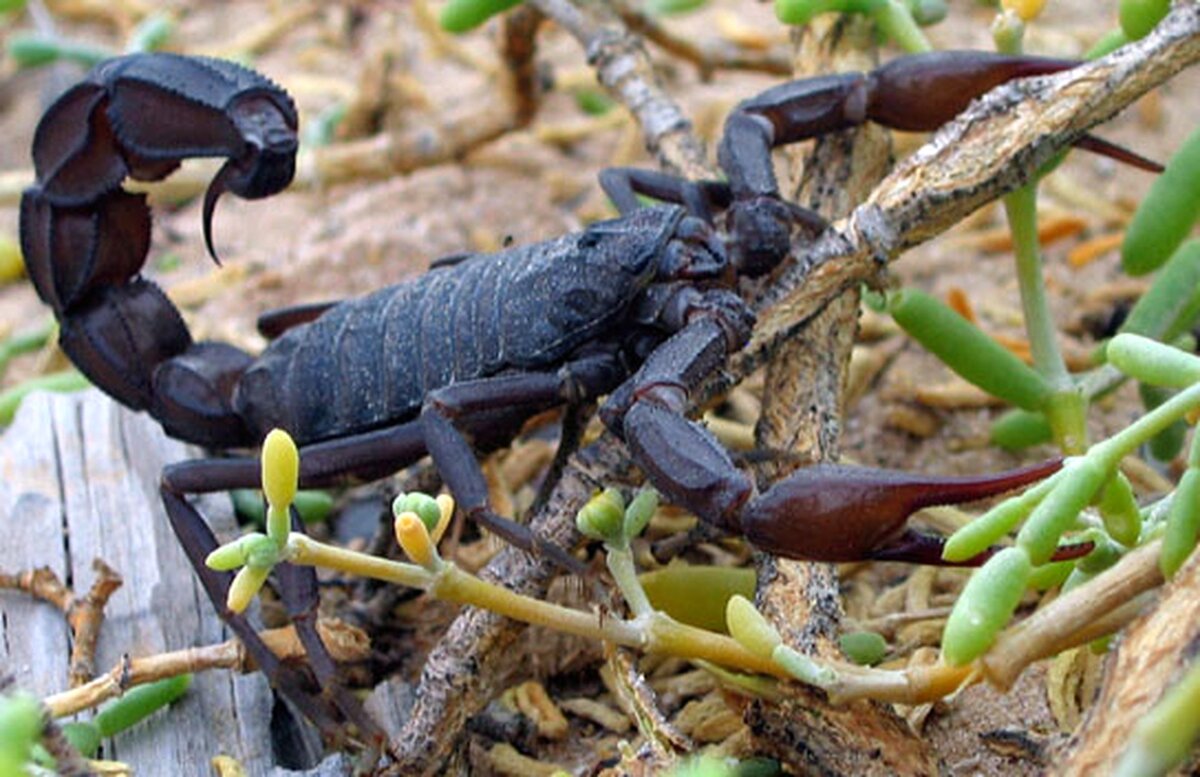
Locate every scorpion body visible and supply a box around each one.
[20,50,1150,743]
[238,207,685,446]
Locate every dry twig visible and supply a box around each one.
[44,619,368,718]
[611,0,791,79]
[1,561,123,689]
[1057,540,1200,772]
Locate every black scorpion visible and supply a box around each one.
[20,50,1154,740]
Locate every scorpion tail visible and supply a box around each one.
[19,52,375,748]
[19,53,299,448]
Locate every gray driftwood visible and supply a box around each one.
[0,389,337,775]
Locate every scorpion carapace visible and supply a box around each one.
[21,50,1137,741]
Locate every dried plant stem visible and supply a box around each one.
[1059,540,1200,773]
[981,539,1164,689]
[0,561,122,689]
[43,620,368,718]
[528,0,711,178]
[611,0,791,78]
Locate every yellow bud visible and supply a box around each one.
[207,538,250,571]
[395,512,438,569]
[261,429,299,511]
[431,494,456,544]
[1001,0,1046,21]
[726,595,781,660]
[0,234,25,284]
[226,565,271,614]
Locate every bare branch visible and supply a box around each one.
[529,0,711,178]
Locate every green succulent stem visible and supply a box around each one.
[0,322,53,380]
[7,33,113,68]
[606,546,654,618]
[280,531,975,702]
[62,675,191,757]
[1160,431,1200,577]
[1004,184,1082,444]
[774,0,931,51]
[266,505,290,550]
[942,466,1063,562]
[1093,380,1200,469]
[0,370,90,425]
[991,12,1087,453]
[873,0,932,53]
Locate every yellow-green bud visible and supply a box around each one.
[261,429,299,511]
[227,565,271,614]
[726,595,781,660]
[393,492,442,533]
[205,532,268,571]
[576,488,625,542]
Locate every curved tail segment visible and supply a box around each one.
[20,54,298,447]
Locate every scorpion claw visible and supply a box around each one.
[738,459,1064,564]
[867,528,1094,567]
[1074,134,1164,174]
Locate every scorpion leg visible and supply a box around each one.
[420,354,627,572]
[718,51,1161,205]
[598,167,732,220]
[256,301,339,340]
[163,462,397,749]
[273,522,389,752]
[601,288,1082,565]
[159,425,442,746]
[601,289,757,531]
[158,480,352,743]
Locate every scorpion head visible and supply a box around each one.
[726,196,826,278]
[658,215,732,284]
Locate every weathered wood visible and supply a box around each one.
[0,390,284,775]
[1056,540,1200,774]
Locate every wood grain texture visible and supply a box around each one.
[1057,541,1200,774]
[0,390,288,775]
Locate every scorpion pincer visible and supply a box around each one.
[21,50,1151,739]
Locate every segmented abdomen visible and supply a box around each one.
[233,233,612,443]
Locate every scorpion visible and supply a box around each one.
[20,51,1154,742]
